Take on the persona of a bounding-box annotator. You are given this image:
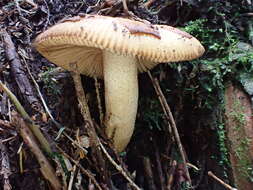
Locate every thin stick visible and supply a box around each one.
[0,119,13,129]
[71,72,91,121]
[95,78,104,126]
[22,63,88,153]
[99,141,141,190]
[208,171,237,190]
[71,69,138,188]
[122,0,129,14]
[23,58,62,129]
[148,71,192,186]
[143,157,156,189]
[167,160,177,189]
[0,81,51,153]
[71,72,109,185]
[143,0,156,8]
[12,113,61,190]
[68,165,77,190]
[57,146,103,190]
[0,140,12,190]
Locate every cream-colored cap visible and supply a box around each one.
[34,15,205,77]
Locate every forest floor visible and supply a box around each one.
[1,0,253,190]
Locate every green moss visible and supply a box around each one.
[40,67,62,96]
[229,100,253,182]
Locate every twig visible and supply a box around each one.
[122,0,129,15]
[71,70,109,186]
[42,0,50,29]
[99,141,141,190]
[148,71,192,186]
[57,146,103,190]
[22,63,88,153]
[38,67,66,78]
[23,57,63,129]
[17,143,24,174]
[208,171,237,190]
[187,163,199,171]
[95,78,104,126]
[0,119,13,129]
[14,0,22,16]
[71,72,91,121]
[12,113,61,190]
[0,81,52,153]
[1,136,16,143]
[143,157,156,189]
[68,165,77,190]
[241,12,253,16]
[154,143,165,190]
[143,0,156,8]
[24,0,38,10]
[167,160,177,190]
[0,140,12,190]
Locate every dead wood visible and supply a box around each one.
[1,29,41,112]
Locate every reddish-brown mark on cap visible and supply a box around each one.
[122,20,161,39]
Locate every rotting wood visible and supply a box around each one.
[224,83,253,189]
[1,29,42,112]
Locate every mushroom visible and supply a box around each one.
[34,15,205,152]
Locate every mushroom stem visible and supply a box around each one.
[103,51,138,152]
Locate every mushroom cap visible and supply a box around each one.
[34,15,205,77]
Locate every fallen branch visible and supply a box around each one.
[12,113,61,190]
[1,29,41,112]
[148,71,192,186]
